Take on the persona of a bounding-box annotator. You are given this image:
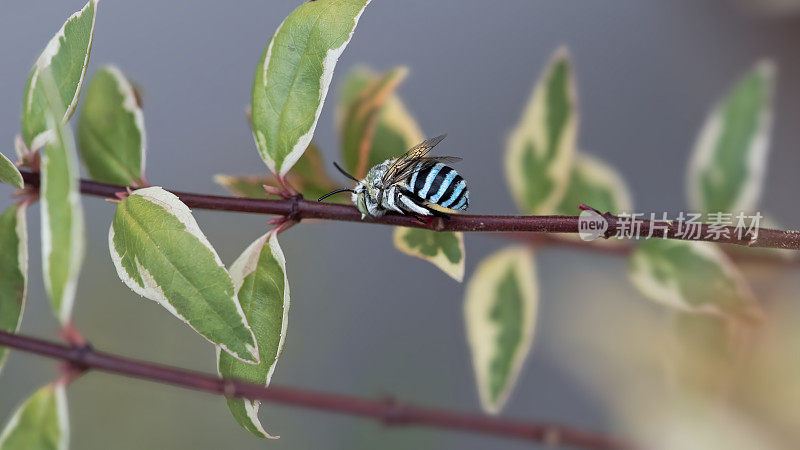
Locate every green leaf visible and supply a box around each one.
[0,204,28,374]
[215,143,343,202]
[109,187,259,364]
[687,60,775,214]
[505,47,578,215]
[393,229,465,281]
[0,153,23,189]
[251,0,371,177]
[21,0,98,149]
[77,66,146,186]
[339,67,408,178]
[218,233,289,438]
[628,239,762,321]
[39,70,85,325]
[337,66,424,178]
[555,153,632,215]
[464,247,538,414]
[0,383,68,450]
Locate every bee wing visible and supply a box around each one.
[381,134,448,185]
[389,156,463,184]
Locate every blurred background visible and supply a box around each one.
[2,0,800,448]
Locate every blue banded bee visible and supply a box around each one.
[318,134,470,219]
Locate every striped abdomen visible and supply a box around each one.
[407,162,469,211]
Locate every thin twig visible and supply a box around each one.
[0,330,631,450]
[17,171,800,251]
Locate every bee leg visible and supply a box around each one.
[429,209,451,220]
[411,214,426,224]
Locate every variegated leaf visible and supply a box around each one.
[333,68,467,279]
[0,204,28,373]
[39,71,85,325]
[251,0,371,176]
[214,174,273,199]
[21,0,98,150]
[0,383,68,450]
[337,66,425,178]
[464,247,538,414]
[215,144,342,202]
[687,60,775,214]
[629,239,762,321]
[0,153,23,189]
[339,67,408,178]
[393,228,465,282]
[218,233,289,438]
[505,47,578,215]
[555,153,632,215]
[77,66,146,186]
[109,187,259,364]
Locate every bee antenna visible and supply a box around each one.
[317,188,355,202]
[332,162,359,182]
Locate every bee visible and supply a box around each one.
[318,134,470,219]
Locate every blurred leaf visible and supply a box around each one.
[335,67,465,280]
[0,204,27,374]
[337,67,374,108]
[555,153,632,215]
[215,143,343,202]
[668,313,743,396]
[14,136,27,163]
[21,0,98,149]
[687,60,775,214]
[39,71,85,325]
[109,187,258,364]
[629,239,761,321]
[337,66,425,178]
[393,228,465,281]
[0,153,23,189]
[464,247,538,414]
[214,175,272,199]
[77,66,146,186]
[339,67,408,178]
[218,233,289,438]
[251,0,371,177]
[284,142,343,200]
[506,47,578,214]
[0,383,68,450]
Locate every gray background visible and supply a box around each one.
[2,1,800,448]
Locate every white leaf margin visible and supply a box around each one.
[0,383,69,450]
[254,0,372,176]
[25,0,99,150]
[505,46,578,215]
[686,60,775,214]
[464,246,539,414]
[0,203,28,374]
[108,186,259,364]
[217,232,290,439]
[0,152,23,189]
[40,75,85,325]
[100,64,147,177]
[392,228,466,282]
[628,240,759,318]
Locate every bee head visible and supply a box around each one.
[353,187,369,217]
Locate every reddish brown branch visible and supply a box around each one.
[0,330,630,449]
[18,170,800,250]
